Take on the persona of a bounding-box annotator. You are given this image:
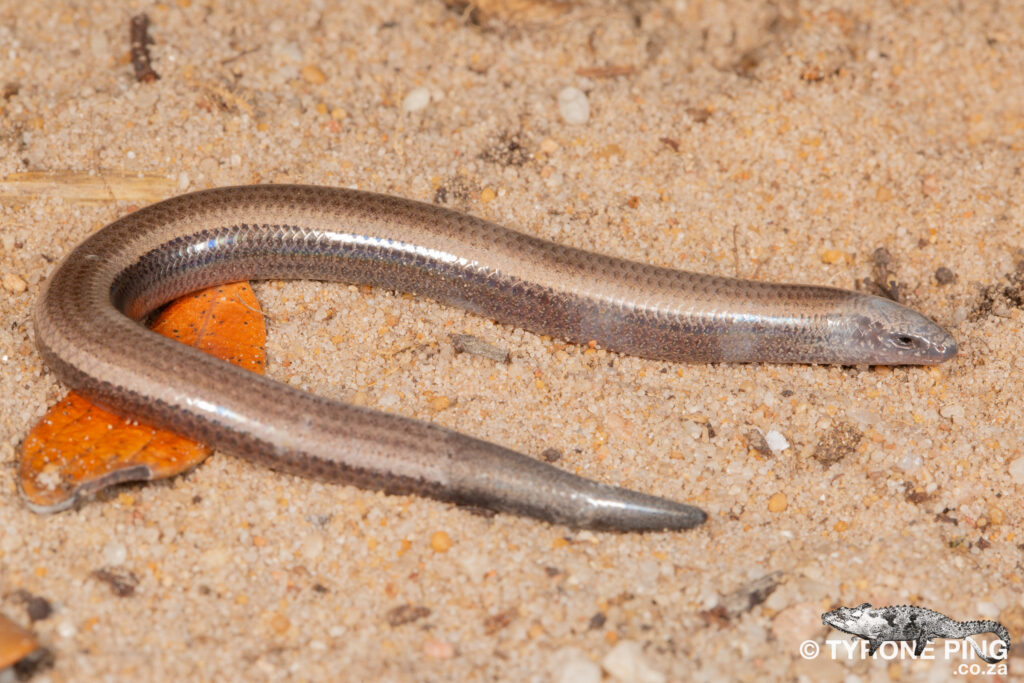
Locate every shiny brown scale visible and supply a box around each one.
[32,185,957,530]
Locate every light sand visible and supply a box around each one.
[1,1,1022,680]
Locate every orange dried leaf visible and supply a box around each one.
[19,282,267,513]
[0,612,40,670]
[149,284,267,374]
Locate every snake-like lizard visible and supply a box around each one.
[31,185,957,530]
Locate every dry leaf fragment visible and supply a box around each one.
[0,612,42,671]
[20,282,267,512]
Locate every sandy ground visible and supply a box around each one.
[1,1,1023,681]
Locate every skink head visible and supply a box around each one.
[841,295,957,365]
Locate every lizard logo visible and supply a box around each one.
[822,603,1010,664]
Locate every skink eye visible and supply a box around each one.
[888,333,922,350]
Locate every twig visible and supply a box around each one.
[221,46,260,66]
[0,171,175,205]
[130,14,160,83]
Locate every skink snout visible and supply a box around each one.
[862,296,958,365]
[930,332,957,362]
[881,328,957,362]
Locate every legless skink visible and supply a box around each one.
[32,185,956,530]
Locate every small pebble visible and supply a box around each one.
[430,531,453,553]
[201,546,230,569]
[745,429,772,456]
[988,505,1004,525]
[812,423,862,465]
[102,541,127,566]
[767,492,788,512]
[23,594,53,622]
[764,430,789,453]
[2,272,27,294]
[898,453,922,471]
[1008,457,1024,484]
[269,612,291,634]
[275,41,302,63]
[872,246,892,266]
[557,87,590,124]
[301,534,324,561]
[402,87,431,113]
[57,620,77,638]
[935,266,955,284]
[820,249,846,264]
[681,420,703,441]
[541,448,562,462]
[601,640,665,683]
[554,648,601,683]
[301,64,326,84]
[422,638,455,659]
